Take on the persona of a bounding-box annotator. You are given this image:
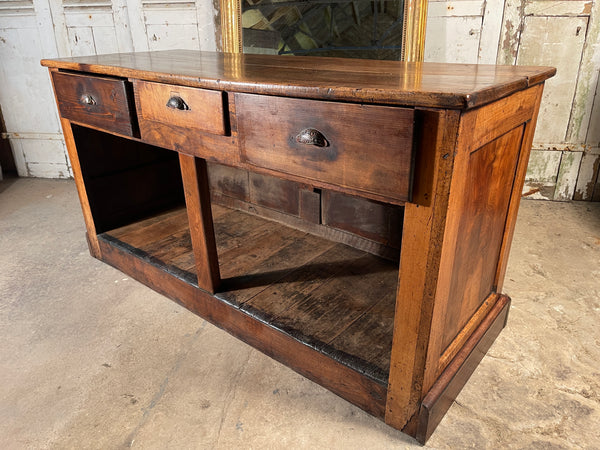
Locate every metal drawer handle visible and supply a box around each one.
[295,128,328,147]
[80,94,96,106]
[166,96,189,111]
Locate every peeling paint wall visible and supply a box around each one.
[0,0,219,178]
[1,0,598,201]
[426,0,600,201]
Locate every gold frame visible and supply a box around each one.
[220,0,427,62]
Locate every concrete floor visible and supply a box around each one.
[1,177,599,449]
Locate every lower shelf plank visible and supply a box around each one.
[96,235,388,418]
[99,204,398,385]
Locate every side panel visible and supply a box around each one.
[423,84,545,393]
[441,125,524,351]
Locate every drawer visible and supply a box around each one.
[51,71,135,137]
[134,80,226,138]
[236,93,414,203]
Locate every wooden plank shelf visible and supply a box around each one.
[99,205,398,385]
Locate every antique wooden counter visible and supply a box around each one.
[41,51,555,443]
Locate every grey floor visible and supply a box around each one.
[1,177,599,449]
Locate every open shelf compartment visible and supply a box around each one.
[100,204,399,385]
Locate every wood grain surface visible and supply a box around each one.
[42,50,555,109]
[101,203,397,386]
[52,71,136,137]
[236,93,414,202]
[135,80,227,136]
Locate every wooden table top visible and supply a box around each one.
[42,50,555,109]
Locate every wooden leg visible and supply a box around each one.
[60,117,101,258]
[179,154,221,293]
[385,109,460,430]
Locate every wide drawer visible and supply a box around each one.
[52,71,135,137]
[134,80,226,139]
[236,93,414,203]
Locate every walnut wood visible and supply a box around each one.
[51,71,136,137]
[495,84,545,292]
[422,86,542,396]
[134,80,227,136]
[385,109,461,430]
[461,86,539,153]
[57,118,101,257]
[438,293,497,372]
[43,51,554,444]
[48,68,101,257]
[441,126,524,351]
[97,210,389,416]
[416,294,511,444]
[211,193,401,261]
[102,207,196,285]
[102,204,398,385]
[321,190,403,249]
[179,155,221,293]
[42,50,555,109]
[207,163,402,254]
[236,93,415,203]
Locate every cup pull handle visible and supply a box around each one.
[166,96,189,111]
[295,128,328,147]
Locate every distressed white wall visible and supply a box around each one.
[0,0,219,178]
[2,0,599,201]
[425,0,600,201]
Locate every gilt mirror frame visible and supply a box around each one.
[219,0,427,62]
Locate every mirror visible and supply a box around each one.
[220,0,427,61]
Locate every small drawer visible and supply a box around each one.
[134,80,226,139]
[236,93,415,203]
[52,71,135,137]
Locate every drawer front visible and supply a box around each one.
[134,80,226,137]
[236,93,414,202]
[52,71,135,137]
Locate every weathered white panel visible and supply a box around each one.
[19,138,67,165]
[428,0,484,17]
[566,0,600,143]
[112,0,134,52]
[525,0,592,17]
[523,149,561,199]
[195,0,217,51]
[574,152,600,200]
[0,27,61,133]
[47,0,72,56]
[32,0,61,58]
[586,73,600,146]
[26,161,71,178]
[67,26,96,55]
[526,149,562,182]
[517,16,588,144]
[125,0,150,51]
[62,0,112,11]
[424,16,482,63]
[9,139,27,177]
[555,151,583,201]
[143,8,197,25]
[64,11,115,27]
[92,25,119,53]
[496,0,520,65]
[0,14,35,28]
[0,0,34,15]
[7,137,69,178]
[146,23,199,50]
[478,0,504,63]
[198,22,217,51]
